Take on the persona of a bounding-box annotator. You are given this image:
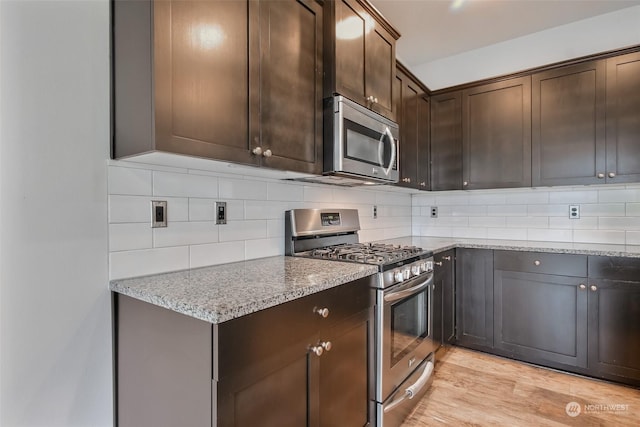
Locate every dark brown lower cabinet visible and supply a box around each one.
[455,248,493,351]
[434,250,455,347]
[587,257,640,385]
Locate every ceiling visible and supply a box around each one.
[369,0,640,66]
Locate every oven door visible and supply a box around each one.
[381,271,435,399]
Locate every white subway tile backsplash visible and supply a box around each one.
[527,228,572,242]
[219,220,267,242]
[487,228,527,240]
[548,190,598,204]
[219,177,266,200]
[267,182,304,201]
[548,217,598,230]
[245,200,288,220]
[376,191,411,206]
[626,203,640,216]
[527,204,567,217]
[435,194,469,205]
[573,230,625,245]
[190,241,245,268]
[487,204,527,216]
[598,217,640,230]
[580,203,626,217]
[468,193,507,205]
[506,217,549,229]
[506,191,549,204]
[468,217,506,228]
[245,238,282,260]
[413,194,437,206]
[452,227,487,239]
[598,188,640,203]
[109,195,151,223]
[153,171,219,198]
[439,205,487,217]
[267,219,284,238]
[153,221,218,248]
[108,166,152,196]
[334,188,376,205]
[625,231,640,245]
[109,223,152,252]
[110,246,189,280]
[304,185,333,202]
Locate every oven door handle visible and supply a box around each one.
[383,359,435,414]
[383,273,433,303]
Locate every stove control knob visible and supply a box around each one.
[403,268,411,280]
[394,271,404,282]
[411,265,421,276]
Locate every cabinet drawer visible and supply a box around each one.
[588,256,640,281]
[494,250,587,277]
[217,275,374,379]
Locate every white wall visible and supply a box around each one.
[108,161,412,280]
[413,184,640,245]
[414,5,640,90]
[0,1,112,426]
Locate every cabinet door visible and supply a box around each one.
[417,95,431,190]
[606,51,640,184]
[430,92,462,191]
[365,23,396,119]
[462,77,531,189]
[532,61,606,186]
[333,0,367,105]
[494,270,588,368]
[217,336,318,427]
[455,248,494,350]
[319,309,372,427]
[396,70,419,188]
[587,279,640,385]
[434,250,455,347]
[258,0,323,174]
[153,0,257,165]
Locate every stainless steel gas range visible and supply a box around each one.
[285,208,436,427]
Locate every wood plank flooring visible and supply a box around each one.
[401,347,640,426]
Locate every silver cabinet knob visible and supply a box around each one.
[252,147,262,156]
[608,172,616,178]
[310,345,323,357]
[434,261,443,267]
[590,285,598,292]
[463,181,468,186]
[534,260,541,266]
[263,149,272,157]
[443,256,452,261]
[373,97,378,104]
[321,341,332,352]
[314,307,330,318]
[579,284,586,290]
[597,173,605,179]
[420,182,426,187]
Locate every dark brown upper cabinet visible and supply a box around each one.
[324,0,400,120]
[395,64,430,190]
[430,91,463,191]
[113,0,323,175]
[532,61,606,186]
[462,76,532,190]
[605,51,640,184]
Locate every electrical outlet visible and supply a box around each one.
[373,205,378,219]
[569,205,580,219]
[151,201,167,228]
[215,201,227,225]
[430,206,438,218]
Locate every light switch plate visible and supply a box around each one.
[215,201,227,225]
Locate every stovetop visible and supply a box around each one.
[296,242,428,266]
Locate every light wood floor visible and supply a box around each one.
[401,347,640,426]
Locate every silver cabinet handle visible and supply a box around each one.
[597,173,605,179]
[590,285,598,292]
[579,284,586,290]
[321,341,332,352]
[263,149,272,157]
[534,260,541,266]
[252,147,262,156]
[314,307,330,318]
[463,181,468,186]
[608,172,616,178]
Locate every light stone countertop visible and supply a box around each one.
[110,238,640,325]
[110,256,378,324]
[376,237,640,259]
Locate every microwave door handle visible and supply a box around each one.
[378,126,396,176]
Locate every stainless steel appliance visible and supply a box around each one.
[285,208,435,427]
[295,96,399,186]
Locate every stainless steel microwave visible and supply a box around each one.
[323,96,399,185]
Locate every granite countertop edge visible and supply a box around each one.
[110,239,640,324]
